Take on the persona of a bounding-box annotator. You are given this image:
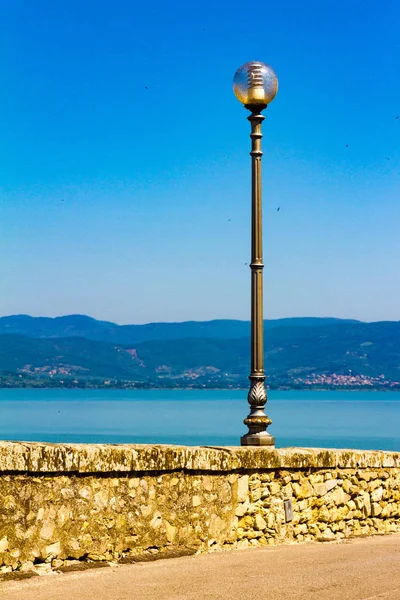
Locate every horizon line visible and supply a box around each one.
[2,313,398,327]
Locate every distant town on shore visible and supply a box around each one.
[0,314,399,391]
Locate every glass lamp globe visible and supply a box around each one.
[233,61,278,107]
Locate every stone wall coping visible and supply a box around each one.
[0,441,400,473]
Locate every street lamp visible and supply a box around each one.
[233,61,278,447]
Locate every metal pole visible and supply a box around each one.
[240,109,275,447]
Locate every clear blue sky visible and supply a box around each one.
[1,0,399,324]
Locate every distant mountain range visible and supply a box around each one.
[0,315,399,390]
[0,314,360,344]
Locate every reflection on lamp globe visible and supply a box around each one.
[233,61,278,107]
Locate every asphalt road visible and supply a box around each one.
[2,535,400,600]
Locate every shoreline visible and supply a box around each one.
[1,385,400,392]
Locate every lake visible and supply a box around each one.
[0,389,399,451]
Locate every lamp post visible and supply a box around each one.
[233,61,278,447]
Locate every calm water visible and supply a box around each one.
[0,389,399,451]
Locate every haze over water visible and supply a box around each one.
[1,389,399,451]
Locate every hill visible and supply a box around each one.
[0,315,360,344]
[1,320,399,389]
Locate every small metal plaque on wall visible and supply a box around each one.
[284,499,293,522]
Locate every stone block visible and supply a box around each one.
[363,492,372,517]
[371,503,382,517]
[254,514,267,531]
[292,480,313,500]
[321,527,336,541]
[0,537,9,553]
[371,487,383,502]
[235,500,250,517]
[342,480,352,494]
[46,541,61,557]
[269,482,281,496]
[250,488,262,502]
[313,479,338,497]
[325,487,351,506]
[293,523,308,536]
[165,521,176,543]
[52,559,64,569]
[237,476,249,503]
[309,473,324,485]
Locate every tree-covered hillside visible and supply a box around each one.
[0,317,399,389]
[0,315,359,344]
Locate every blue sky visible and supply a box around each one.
[1,0,399,324]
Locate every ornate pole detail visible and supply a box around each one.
[240,109,275,447]
[233,60,278,447]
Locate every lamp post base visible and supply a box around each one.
[240,432,275,447]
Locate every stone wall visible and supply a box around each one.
[1,442,400,574]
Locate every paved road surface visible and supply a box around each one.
[2,535,400,600]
